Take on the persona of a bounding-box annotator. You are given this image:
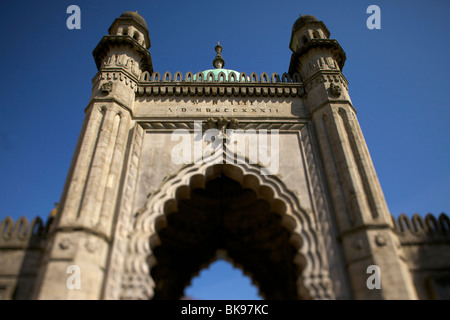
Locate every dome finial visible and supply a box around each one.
[213,41,225,69]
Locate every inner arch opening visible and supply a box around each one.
[150,174,302,300]
[183,259,263,300]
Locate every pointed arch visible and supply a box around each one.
[173,71,183,82]
[121,158,334,300]
[397,213,412,232]
[150,72,161,82]
[228,71,238,82]
[0,216,14,238]
[184,71,194,82]
[260,72,269,83]
[271,72,281,83]
[292,73,301,83]
[217,71,227,82]
[162,71,172,82]
[140,71,150,82]
[282,73,292,83]
[412,214,425,232]
[439,213,450,232]
[238,72,247,83]
[195,71,204,82]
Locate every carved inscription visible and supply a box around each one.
[165,106,279,114]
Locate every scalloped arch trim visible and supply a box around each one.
[121,161,334,300]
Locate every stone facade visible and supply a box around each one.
[0,12,449,300]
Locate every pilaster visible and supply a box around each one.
[289,15,418,299]
[32,12,150,299]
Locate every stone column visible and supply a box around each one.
[32,102,131,299]
[32,11,153,300]
[311,101,417,299]
[287,17,418,297]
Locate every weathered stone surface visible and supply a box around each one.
[0,11,449,301]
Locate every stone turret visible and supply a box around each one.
[289,14,348,112]
[1,10,448,301]
[289,14,418,299]
[91,11,153,108]
[31,11,153,300]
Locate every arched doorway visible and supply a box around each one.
[151,174,300,299]
[121,163,334,300]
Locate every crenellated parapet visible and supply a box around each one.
[0,216,51,249]
[0,216,53,299]
[136,71,304,98]
[391,212,450,299]
[391,213,450,244]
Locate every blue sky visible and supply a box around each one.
[0,0,449,300]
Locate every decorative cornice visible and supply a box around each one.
[392,213,450,245]
[139,120,305,131]
[289,39,346,75]
[304,71,348,92]
[137,84,304,98]
[92,35,153,73]
[136,71,304,98]
[0,216,50,249]
[93,70,139,90]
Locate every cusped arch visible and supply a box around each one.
[123,162,333,300]
[182,248,267,299]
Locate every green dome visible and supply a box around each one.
[195,68,241,82]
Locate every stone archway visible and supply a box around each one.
[151,174,299,299]
[121,162,334,300]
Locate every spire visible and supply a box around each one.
[212,41,225,69]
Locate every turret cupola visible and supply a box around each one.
[92,11,153,74]
[288,14,346,76]
[108,11,151,49]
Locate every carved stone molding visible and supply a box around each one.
[137,83,304,98]
[103,124,145,300]
[304,71,348,92]
[139,121,306,132]
[329,82,342,98]
[375,234,386,247]
[103,54,141,78]
[93,71,138,91]
[101,81,113,95]
[120,161,335,300]
[58,238,73,250]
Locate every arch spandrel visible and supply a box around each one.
[120,159,335,300]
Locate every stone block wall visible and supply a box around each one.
[0,216,50,299]
[1,213,449,299]
[393,213,450,299]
